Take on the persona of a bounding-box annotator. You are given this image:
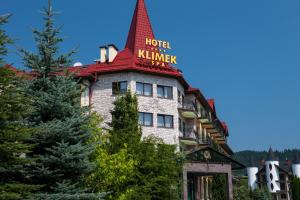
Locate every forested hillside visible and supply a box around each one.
[233,149,300,168]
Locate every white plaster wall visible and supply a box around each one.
[292,164,300,178]
[91,72,185,145]
[265,161,280,193]
[247,167,258,190]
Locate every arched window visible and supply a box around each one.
[269,164,272,171]
[270,173,273,181]
[271,183,274,190]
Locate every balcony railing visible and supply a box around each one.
[178,101,198,118]
[180,101,197,111]
[179,128,197,140]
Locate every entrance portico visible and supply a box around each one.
[182,147,245,200]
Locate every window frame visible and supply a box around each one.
[81,84,90,107]
[112,81,128,95]
[136,82,153,97]
[138,112,153,127]
[157,85,173,99]
[157,114,174,128]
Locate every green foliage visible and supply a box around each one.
[108,91,141,154]
[0,67,39,199]
[20,0,105,199]
[0,14,39,200]
[0,14,13,65]
[233,177,251,200]
[251,187,272,200]
[88,92,182,200]
[233,149,300,167]
[291,176,300,200]
[20,0,75,77]
[211,174,227,200]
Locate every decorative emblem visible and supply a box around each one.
[203,150,211,160]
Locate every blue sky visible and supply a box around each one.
[1,0,300,151]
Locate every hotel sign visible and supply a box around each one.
[138,38,177,67]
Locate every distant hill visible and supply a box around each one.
[233,149,300,168]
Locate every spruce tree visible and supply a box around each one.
[20,1,105,199]
[0,14,39,199]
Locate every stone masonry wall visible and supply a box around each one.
[90,72,185,145]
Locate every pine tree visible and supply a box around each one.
[291,176,300,200]
[20,1,105,199]
[0,14,39,200]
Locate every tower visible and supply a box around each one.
[246,157,258,190]
[292,154,300,178]
[265,147,280,193]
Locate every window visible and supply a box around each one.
[280,182,286,190]
[179,118,182,131]
[270,183,274,191]
[281,194,287,199]
[157,85,173,99]
[138,112,153,126]
[112,81,127,95]
[136,82,153,96]
[177,90,184,104]
[269,164,272,170]
[81,85,90,107]
[158,114,173,128]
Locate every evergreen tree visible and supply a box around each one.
[251,187,272,200]
[108,91,141,153]
[211,174,227,200]
[0,14,12,65]
[88,92,182,200]
[233,178,251,200]
[0,14,39,199]
[291,176,300,200]
[20,1,105,199]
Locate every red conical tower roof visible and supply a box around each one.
[125,0,155,55]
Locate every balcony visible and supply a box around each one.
[179,128,198,145]
[178,101,198,119]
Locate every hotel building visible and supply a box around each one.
[70,0,245,199]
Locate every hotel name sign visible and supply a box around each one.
[138,38,177,67]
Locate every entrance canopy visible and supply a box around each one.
[185,147,246,170]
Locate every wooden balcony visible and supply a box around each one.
[178,101,198,119]
[179,128,198,145]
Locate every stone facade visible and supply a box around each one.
[90,72,185,145]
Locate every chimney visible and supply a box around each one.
[100,46,108,63]
[108,44,118,62]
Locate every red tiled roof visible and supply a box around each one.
[125,0,155,55]
[207,99,215,112]
[222,122,229,136]
[3,64,30,77]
